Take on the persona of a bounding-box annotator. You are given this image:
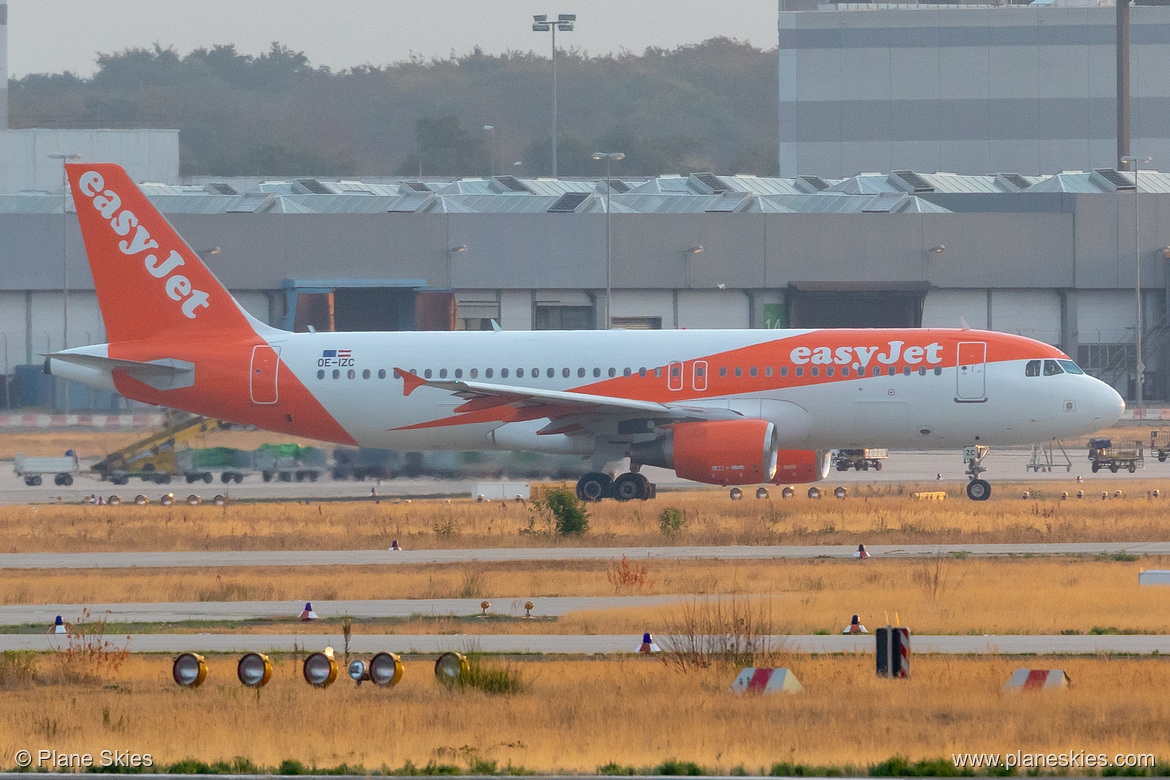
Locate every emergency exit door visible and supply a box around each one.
[250,345,281,405]
[955,342,986,402]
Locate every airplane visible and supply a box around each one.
[46,163,1125,502]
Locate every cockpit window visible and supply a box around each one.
[1058,359,1085,375]
[1043,359,1064,376]
[1025,360,1041,377]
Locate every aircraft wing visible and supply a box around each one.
[392,367,742,434]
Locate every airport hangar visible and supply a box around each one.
[1,166,1169,409]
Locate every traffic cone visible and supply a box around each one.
[51,615,66,635]
[299,602,318,621]
[639,632,660,653]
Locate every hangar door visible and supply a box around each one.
[283,280,455,332]
[787,284,927,329]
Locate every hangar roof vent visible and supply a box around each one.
[862,192,909,212]
[689,172,734,194]
[706,192,753,212]
[490,175,533,194]
[547,192,593,212]
[204,182,238,196]
[293,178,336,195]
[402,181,433,193]
[227,193,276,213]
[1091,168,1136,192]
[796,175,831,193]
[889,171,935,193]
[994,173,1033,192]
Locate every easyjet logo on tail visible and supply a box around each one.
[77,171,210,319]
[789,341,944,368]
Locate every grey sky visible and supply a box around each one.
[8,1,780,78]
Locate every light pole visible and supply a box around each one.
[532,13,575,178]
[1122,154,1151,410]
[49,152,79,414]
[483,125,495,177]
[592,152,624,329]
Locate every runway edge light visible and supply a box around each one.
[435,652,469,684]
[173,653,208,688]
[370,652,405,686]
[237,652,273,688]
[303,648,338,688]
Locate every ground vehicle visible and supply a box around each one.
[45,163,1126,502]
[254,444,326,482]
[833,448,887,471]
[1087,438,1143,473]
[91,414,226,484]
[14,451,80,486]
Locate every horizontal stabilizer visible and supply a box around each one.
[47,352,195,391]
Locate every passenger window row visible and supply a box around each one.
[315,363,947,381]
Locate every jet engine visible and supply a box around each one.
[630,419,779,486]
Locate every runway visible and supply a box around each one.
[3,540,1169,570]
[0,596,695,625]
[4,632,1167,654]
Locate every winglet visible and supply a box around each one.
[490,319,502,333]
[394,368,427,396]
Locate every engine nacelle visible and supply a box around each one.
[770,449,832,484]
[631,419,778,486]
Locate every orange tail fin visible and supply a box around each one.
[66,163,257,343]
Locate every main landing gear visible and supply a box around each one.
[963,444,991,501]
[576,471,654,502]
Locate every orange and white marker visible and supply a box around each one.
[730,668,803,694]
[299,602,318,621]
[1004,669,1070,690]
[639,632,660,653]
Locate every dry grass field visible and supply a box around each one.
[1,654,1166,772]
[4,556,1170,636]
[4,480,1170,554]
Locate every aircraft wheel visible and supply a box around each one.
[612,473,643,502]
[576,472,611,502]
[633,473,652,501]
[966,479,991,501]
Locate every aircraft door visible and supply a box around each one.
[250,345,281,405]
[692,361,708,392]
[668,361,684,391]
[955,342,986,401]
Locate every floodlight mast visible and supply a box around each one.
[532,13,575,177]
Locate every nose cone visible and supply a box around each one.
[1089,379,1126,427]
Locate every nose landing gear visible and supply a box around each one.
[963,445,991,501]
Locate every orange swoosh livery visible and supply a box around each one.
[50,164,1124,502]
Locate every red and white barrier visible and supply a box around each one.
[730,667,803,694]
[1004,669,1070,690]
[0,413,164,429]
